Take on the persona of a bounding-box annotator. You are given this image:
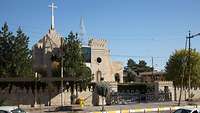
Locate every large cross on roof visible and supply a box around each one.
[48,2,57,29]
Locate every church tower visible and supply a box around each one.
[32,2,62,77]
[88,39,123,83]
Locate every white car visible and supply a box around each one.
[0,106,26,113]
[173,108,199,113]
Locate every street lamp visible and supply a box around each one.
[186,31,200,100]
[34,72,38,107]
[60,38,64,106]
[61,55,64,106]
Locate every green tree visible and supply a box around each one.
[127,59,137,69]
[12,27,32,77]
[124,58,152,82]
[138,60,152,72]
[165,49,200,87]
[0,22,15,77]
[77,66,93,90]
[95,79,110,111]
[124,59,137,82]
[0,23,32,77]
[63,32,83,77]
[63,31,92,104]
[96,82,110,97]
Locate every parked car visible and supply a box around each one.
[0,106,26,113]
[173,108,199,113]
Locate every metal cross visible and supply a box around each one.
[48,2,57,29]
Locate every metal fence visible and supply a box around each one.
[110,92,172,105]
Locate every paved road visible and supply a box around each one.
[25,106,176,113]
[134,111,173,113]
[22,101,199,113]
[26,109,174,113]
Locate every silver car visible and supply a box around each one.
[0,106,26,113]
[173,108,199,113]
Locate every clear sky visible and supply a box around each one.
[1,0,200,70]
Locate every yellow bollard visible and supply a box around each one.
[79,98,84,108]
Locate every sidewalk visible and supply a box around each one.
[21,101,200,113]
[83,101,191,112]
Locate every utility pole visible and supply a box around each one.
[188,31,191,100]
[186,31,200,100]
[151,57,154,81]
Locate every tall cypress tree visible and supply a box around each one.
[63,32,83,77]
[0,22,15,77]
[0,23,32,77]
[13,27,32,77]
[63,31,92,104]
[63,32,83,101]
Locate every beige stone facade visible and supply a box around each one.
[32,30,123,83]
[32,29,62,77]
[89,38,123,83]
[31,27,123,105]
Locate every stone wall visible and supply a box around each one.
[174,87,200,101]
[155,81,200,101]
[0,85,93,106]
[154,81,174,101]
[4,81,200,106]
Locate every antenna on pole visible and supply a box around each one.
[48,2,57,30]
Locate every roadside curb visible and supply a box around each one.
[89,105,199,113]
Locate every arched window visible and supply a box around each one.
[96,70,102,82]
[114,73,120,83]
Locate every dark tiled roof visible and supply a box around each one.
[139,71,166,76]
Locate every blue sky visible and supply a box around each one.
[1,0,200,70]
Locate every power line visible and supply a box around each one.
[110,54,168,59]
[0,23,191,41]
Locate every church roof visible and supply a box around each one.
[34,29,61,49]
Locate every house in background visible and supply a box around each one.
[139,71,166,82]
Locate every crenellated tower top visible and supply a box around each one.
[89,38,107,48]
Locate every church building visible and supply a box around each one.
[32,3,124,84]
